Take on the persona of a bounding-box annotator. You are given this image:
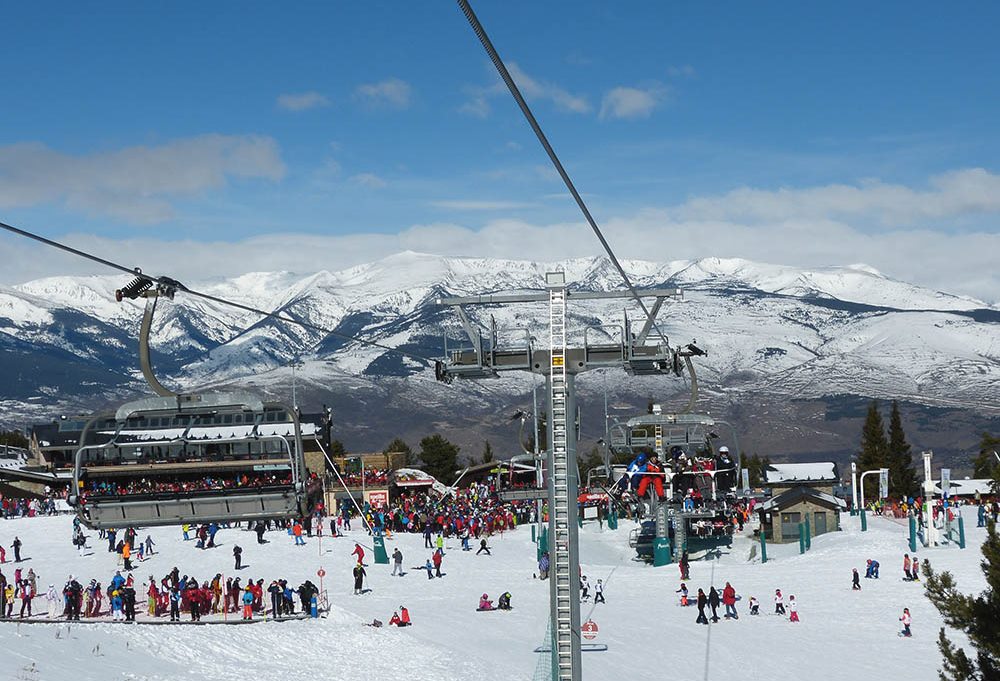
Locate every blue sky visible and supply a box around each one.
[2,1,999,300]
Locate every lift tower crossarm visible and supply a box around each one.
[436,288,682,307]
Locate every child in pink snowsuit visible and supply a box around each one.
[789,595,799,622]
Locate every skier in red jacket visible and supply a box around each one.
[352,543,365,565]
[722,582,738,619]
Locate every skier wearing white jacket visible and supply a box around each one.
[46,584,59,618]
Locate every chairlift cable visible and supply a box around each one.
[0,219,599,421]
[455,0,672,350]
[0,219,434,366]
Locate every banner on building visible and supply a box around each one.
[741,468,750,493]
[365,489,389,508]
[941,468,951,494]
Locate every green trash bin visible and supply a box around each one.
[372,533,389,565]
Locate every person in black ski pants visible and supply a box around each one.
[12,537,21,563]
[696,588,708,625]
[123,586,136,622]
[233,545,243,571]
[169,588,180,622]
[708,587,721,623]
[476,539,491,555]
[268,581,282,618]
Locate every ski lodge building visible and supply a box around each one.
[758,462,847,543]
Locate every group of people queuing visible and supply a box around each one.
[864,494,994,530]
[0,565,320,623]
[1,493,60,519]
[342,483,532,543]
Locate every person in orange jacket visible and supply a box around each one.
[293,522,305,546]
[636,455,665,499]
[122,542,133,571]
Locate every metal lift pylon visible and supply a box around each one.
[546,274,582,680]
[436,272,689,681]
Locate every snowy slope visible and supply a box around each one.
[0,508,987,681]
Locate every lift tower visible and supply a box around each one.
[436,273,690,681]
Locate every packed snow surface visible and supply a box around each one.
[0,508,988,680]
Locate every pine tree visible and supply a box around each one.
[383,437,414,466]
[746,454,772,488]
[972,433,1000,479]
[578,446,604,484]
[856,400,889,504]
[481,441,495,465]
[0,431,28,448]
[886,401,918,499]
[924,521,1000,680]
[419,434,460,485]
[329,439,346,458]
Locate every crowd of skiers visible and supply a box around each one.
[0,564,320,622]
[1,494,60,519]
[349,483,532,540]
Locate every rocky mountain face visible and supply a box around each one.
[2,252,998,472]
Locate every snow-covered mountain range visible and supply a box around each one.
[2,252,998,463]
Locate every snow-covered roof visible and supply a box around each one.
[764,462,838,484]
[760,485,847,512]
[392,468,438,487]
[935,478,996,496]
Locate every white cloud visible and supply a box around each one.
[599,84,668,120]
[276,91,330,111]
[677,168,1000,225]
[667,64,697,79]
[4,169,1000,303]
[429,200,536,211]
[354,78,412,109]
[461,62,591,117]
[350,173,387,188]
[458,95,491,118]
[0,135,286,223]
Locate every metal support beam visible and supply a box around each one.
[455,305,482,354]
[635,296,665,346]
[437,288,682,306]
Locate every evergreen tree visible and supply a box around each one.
[419,434,460,485]
[383,437,414,466]
[972,433,1000,479]
[481,440,495,465]
[886,401,919,499]
[329,439,346,458]
[578,446,604,484]
[746,454,772,488]
[924,521,1000,680]
[856,400,889,504]
[0,431,28,448]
